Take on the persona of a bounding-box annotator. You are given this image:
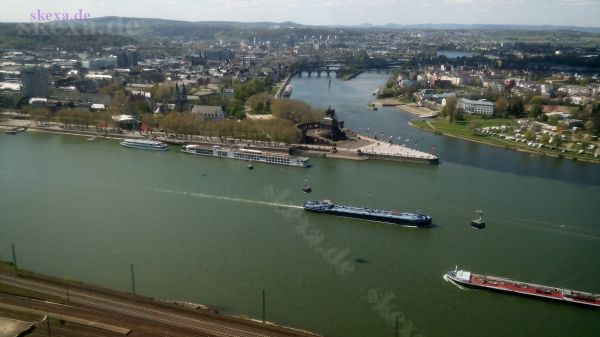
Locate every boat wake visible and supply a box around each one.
[149,188,303,209]
[443,274,468,290]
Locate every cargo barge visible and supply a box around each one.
[445,268,600,308]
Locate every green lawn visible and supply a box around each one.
[397,96,415,104]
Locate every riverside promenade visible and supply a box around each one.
[1,119,438,164]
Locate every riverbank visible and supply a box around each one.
[369,97,406,107]
[409,119,600,164]
[1,119,292,149]
[398,104,439,118]
[1,119,439,165]
[275,74,293,98]
[0,261,321,337]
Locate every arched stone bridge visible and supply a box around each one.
[293,63,341,78]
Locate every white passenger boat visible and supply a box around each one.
[120,138,168,151]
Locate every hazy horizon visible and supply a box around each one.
[1,0,599,28]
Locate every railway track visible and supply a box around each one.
[0,274,315,337]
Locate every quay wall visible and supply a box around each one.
[275,74,293,98]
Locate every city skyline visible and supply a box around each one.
[1,0,599,28]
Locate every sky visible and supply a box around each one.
[2,0,600,27]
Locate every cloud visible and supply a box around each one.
[0,0,598,26]
[445,0,523,4]
[558,0,598,5]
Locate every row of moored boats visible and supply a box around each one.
[119,138,310,168]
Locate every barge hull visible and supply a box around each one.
[305,209,431,226]
[446,269,600,309]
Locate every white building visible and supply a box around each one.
[90,103,106,111]
[85,73,112,80]
[457,98,495,116]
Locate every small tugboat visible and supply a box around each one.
[302,180,312,193]
[247,162,254,170]
[471,210,485,229]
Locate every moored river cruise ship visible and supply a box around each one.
[181,144,310,168]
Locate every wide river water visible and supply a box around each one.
[1,72,599,337]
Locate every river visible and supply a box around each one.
[1,72,599,337]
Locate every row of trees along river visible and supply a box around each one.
[26,97,325,145]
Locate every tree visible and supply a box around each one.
[495,96,509,117]
[445,97,457,123]
[524,130,536,141]
[99,82,124,95]
[150,84,173,102]
[233,79,271,103]
[141,114,160,133]
[584,120,596,134]
[228,99,245,120]
[129,100,151,114]
[529,104,544,119]
[97,111,114,131]
[300,109,325,124]
[550,134,562,147]
[508,97,525,117]
[29,108,52,126]
[271,99,312,123]
[377,87,397,98]
[246,94,273,114]
[529,96,547,106]
[109,91,129,114]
